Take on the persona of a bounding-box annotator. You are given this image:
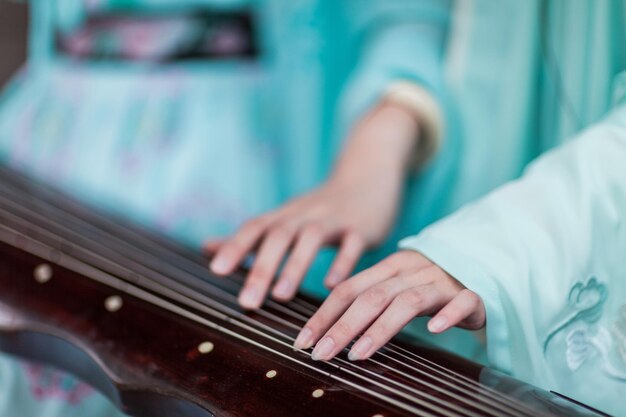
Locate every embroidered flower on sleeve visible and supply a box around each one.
[565,329,591,371]
[568,277,609,315]
[544,277,608,352]
[549,282,626,381]
[564,325,626,380]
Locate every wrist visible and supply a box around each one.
[384,81,444,168]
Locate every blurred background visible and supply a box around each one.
[0,1,28,88]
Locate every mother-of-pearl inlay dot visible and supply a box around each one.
[34,263,53,283]
[104,295,123,312]
[311,389,324,398]
[198,341,214,354]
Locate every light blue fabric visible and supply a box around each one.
[401,0,626,363]
[401,103,626,417]
[400,1,626,415]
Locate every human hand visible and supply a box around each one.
[293,250,486,361]
[205,102,420,309]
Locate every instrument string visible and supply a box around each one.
[0,187,307,330]
[0,222,476,417]
[260,292,534,415]
[0,170,537,417]
[0,191,516,417]
[2,178,514,406]
[0,171,314,323]
[0,168,538,416]
[0,225,448,417]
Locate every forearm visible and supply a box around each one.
[331,100,420,186]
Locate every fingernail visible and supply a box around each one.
[272,280,292,299]
[428,317,448,333]
[294,327,313,350]
[210,256,229,275]
[348,336,373,361]
[239,287,260,309]
[325,272,342,288]
[311,336,335,361]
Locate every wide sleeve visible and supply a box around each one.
[399,100,626,411]
[337,0,451,166]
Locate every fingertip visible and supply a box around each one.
[294,327,314,350]
[209,257,231,275]
[271,279,295,301]
[311,336,336,361]
[427,316,449,333]
[324,271,344,289]
[347,335,373,361]
[238,286,262,310]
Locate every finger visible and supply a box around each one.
[324,232,366,288]
[349,285,442,361]
[272,224,327,301]
[203,239,225,254]
[310,276,416,361]
[238,226,296,309]
[293,259,398,350]
[427,289,485,333]
[209,218,271,275]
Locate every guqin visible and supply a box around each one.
[0,166,607,417]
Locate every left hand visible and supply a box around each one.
[205,101,421,309]
[293,250,486,361]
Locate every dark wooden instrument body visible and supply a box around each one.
[0,241,476,417]
[0,169,608,417]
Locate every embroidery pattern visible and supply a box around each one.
[565,326,626,381]
[565,328,590,371]
[543,277,608,353]
[545,278,626,381]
